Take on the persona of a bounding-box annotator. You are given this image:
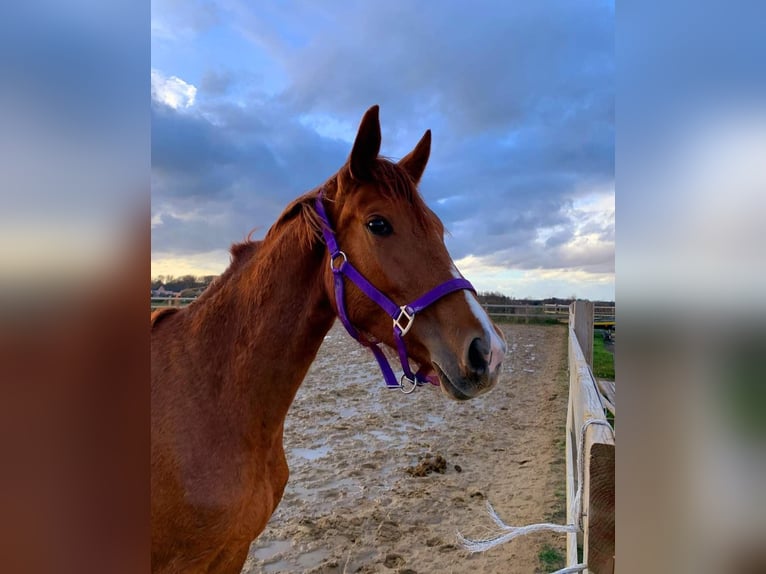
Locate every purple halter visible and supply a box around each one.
[315,190,475,393]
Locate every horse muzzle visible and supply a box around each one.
[430,325,507,401]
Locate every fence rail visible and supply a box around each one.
[150,295,617,328]
[481,303,615,325]
[566,301,615,573]
[151,296,198,310]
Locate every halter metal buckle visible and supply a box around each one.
[399,373,418,394]
[393,306,415,336]
[330,251,348,272]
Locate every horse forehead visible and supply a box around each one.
[339,181,444,237]
[351,181,411,203]
[341,190,416,221]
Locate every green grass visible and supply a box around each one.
[592,332,615,380]
[538,544,565,571]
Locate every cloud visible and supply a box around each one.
[150,1,614,298]
[256,2,613,145]
[453,256,614,301]
[151,69,197,109]
[150,98,350,254]
[447,185,614,275]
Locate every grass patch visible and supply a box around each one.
[538,543,565,571]
[592,332,615,380]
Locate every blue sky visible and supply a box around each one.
[151,1,614,300]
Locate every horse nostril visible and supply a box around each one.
[467,337,489,377]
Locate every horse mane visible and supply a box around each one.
[188,240,263,305]
[150,306,180,329]
[150,242,262,332]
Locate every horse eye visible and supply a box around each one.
[366,216,393,236]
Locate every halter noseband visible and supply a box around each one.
[315,190,475,393]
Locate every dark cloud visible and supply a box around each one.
[151,99,349,252]
[152,1,613,276]
[546,229,575,249]
[199,69,234,95]
[275,2,612,137]
[152,105,247,184]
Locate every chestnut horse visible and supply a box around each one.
[151,106,507,573]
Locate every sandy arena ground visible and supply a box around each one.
[242,322,569,574]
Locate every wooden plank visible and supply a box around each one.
[598,396,616,417]
[568,324,615,573]
[596,379,616,415]
[565,391,580,567]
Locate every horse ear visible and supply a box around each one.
[349,105,381,181]
[398,129,431,185]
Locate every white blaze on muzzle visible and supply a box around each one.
[450,264,507,373]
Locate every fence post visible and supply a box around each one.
[567,302,615,573]
[570,300,594,368]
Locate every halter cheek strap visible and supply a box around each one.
[315,190,475,392]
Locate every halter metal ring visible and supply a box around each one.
[399,374,418,394]
[330,251,348,272]
[393,306,415,336]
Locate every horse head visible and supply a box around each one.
[320,105,507,400]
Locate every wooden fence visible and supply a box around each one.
[482,303,615,326]
[150,296,197,310]
[566,301,615,573]
[150,295,617,327]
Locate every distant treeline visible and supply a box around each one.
[475,291,614,307]
[151,278,613,307]
[152,275,216,294]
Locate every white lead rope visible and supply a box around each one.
[457,418,615,574]
[457,500,577,551]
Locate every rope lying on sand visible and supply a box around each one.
[456,499,578,550]
[457,419,614,574]
[456,501,584,573]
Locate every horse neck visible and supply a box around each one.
[185,223,335,442]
